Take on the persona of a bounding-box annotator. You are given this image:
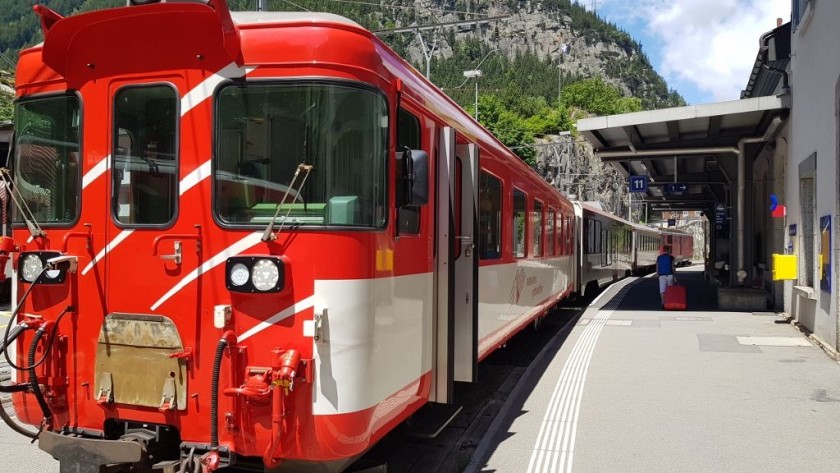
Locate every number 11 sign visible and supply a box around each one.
[629,175,647,193]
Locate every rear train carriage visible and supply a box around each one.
[632,223,661,275]
[574,202,634,296]
[661,229,694,266]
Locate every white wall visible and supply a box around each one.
[787,3,840,349]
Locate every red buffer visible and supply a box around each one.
[663,285,687,311]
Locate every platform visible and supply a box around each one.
[467,266,840,473]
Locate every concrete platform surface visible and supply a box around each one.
[468,266,840,473]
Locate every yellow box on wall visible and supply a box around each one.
[772,254,798,280]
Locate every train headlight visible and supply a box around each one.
[225,257,284,293]
[252,259,280,291]
[229,263,250,287]
[18,251,67,284]
[20,254,43,283]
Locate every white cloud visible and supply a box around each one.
[591,0,790,103]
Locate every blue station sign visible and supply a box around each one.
[629,175,648,193]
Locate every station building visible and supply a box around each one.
[578,1,840,356]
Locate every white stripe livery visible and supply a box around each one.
[81,229,134,276]
[238,295,316,342]
[181,63,255,114]
[150,232,263,311]
[81,161,210,276]
[180,160,212,194]
[81,156,110,190]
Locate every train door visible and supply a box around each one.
[100,82,197,411]
[602,228,612,266]
[432,127,479,403]
[453,142,478,383]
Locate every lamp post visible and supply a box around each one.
[461,48,498,121]
[462,69,482,120]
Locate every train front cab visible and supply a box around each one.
[6,6,450,472]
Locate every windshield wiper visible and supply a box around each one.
[260,163,314,242]
[0,167,46,240]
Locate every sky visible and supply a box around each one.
[579,0,791,105]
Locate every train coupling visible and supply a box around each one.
[38,430,144,473]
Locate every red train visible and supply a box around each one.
[0,2,694,472]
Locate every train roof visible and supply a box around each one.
[230,11,361,28]
[575,201,634,227]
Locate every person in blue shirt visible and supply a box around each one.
[657,245,676,308]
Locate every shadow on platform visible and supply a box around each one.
[615,266,720,312]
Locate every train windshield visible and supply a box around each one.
[214,83,388,228]
[13,95,81,224]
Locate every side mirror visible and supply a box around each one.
[397,149,428,207]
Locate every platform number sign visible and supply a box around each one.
[629,175,647,193]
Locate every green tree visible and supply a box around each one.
[0,72,12,122]
[561,77,642,116]
[477,95,536,165]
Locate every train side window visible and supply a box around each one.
[567,216,573,255]
[556,212,564,255]
[13,94,81,225]
[397,108,421,234]
[594,220,602,253]
[513,189,526,258]
[479,171,502,260]
[556,212,562,256]
[547,208,556,256]
[625,229,630,253]
[532,200,543,257]
[113,85,177,226]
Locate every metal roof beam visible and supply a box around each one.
[598,146,738,162]
[652,172,727,182]
[666,121,680,142]
[708,115,722,138]
[648,181,727,187]
[607,162,630,178]
[621,126,642,152]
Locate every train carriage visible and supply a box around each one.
[574,202,634,296]
[661,229,694,266]
[1,2,579,472]
[631,223,661,275]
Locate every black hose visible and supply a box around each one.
[28,327,52,424]
[4,306,71,372]
[0,384,30,393]
[0,320,37,438]
[2,265,47,371]
[0,323,29,393]
[209,337,229,451]
[0,395,37,439]
[0,323,28,355]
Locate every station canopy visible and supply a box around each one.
[576,95,789,215]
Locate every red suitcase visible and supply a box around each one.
[663,285,686,310]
